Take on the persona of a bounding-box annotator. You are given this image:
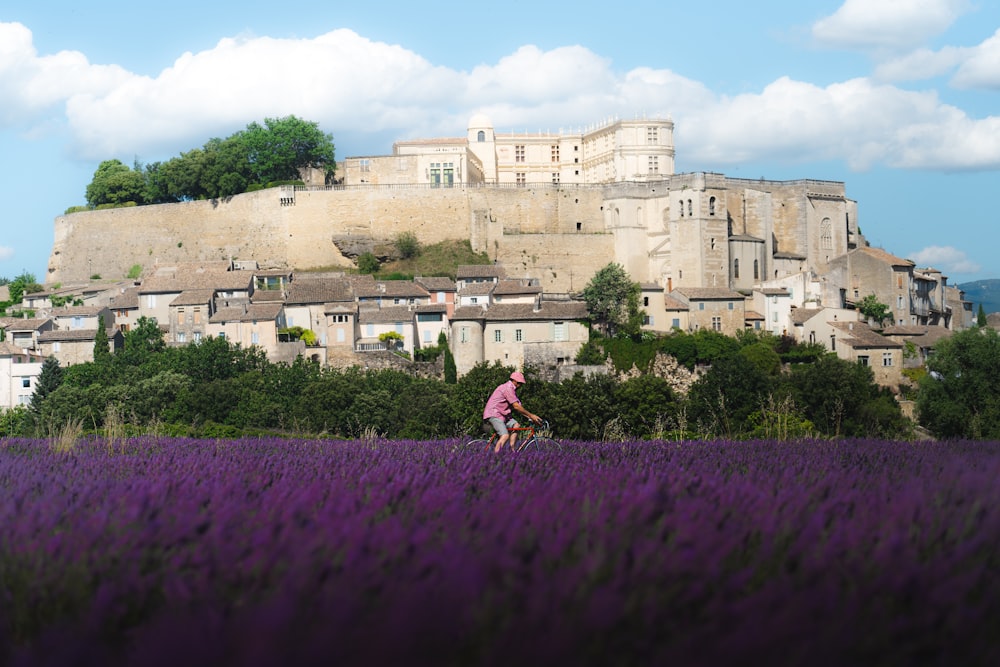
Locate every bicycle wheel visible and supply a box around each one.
[520,436,561,452]
[454,438,492,453]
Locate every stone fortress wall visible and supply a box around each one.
[47,174,856,296]
[47,183,617,293]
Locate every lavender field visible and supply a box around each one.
[1,437,998,666]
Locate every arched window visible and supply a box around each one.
[733,259,740,278]
[820,217,832,250]
[477,130,485,142]
[709,196,716,216]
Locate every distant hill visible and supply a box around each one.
[959,279,1000,315]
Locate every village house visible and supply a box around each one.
[413,277,456,317]
[207,302,286,361]
[670,287,746,335]
[829,321,904,387]
[450,299,589,376]
[0,317,54,352]
[0,342,45,410]
[827,247,914,328]
[37,325,123,366]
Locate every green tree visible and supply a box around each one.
[443,345,457,384]
[788,354,906,437]
[977,303,987,327]
[86,159,146,207]
[395,231,421,259]
[7,272,43,304]
[93,315,112,366]
[687,354,773,438]
[917,327,1000,439]
[242,115,336,184]
[581,263,642,337]
[857,294,891,327]
[358,252,380,274]
[29,356,64,414]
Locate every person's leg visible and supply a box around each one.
[488,417,510,453]
[506,418,519,451]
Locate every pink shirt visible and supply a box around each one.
[483,380,520,420]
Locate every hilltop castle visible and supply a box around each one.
[47,113,969,335]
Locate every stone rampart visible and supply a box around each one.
[48,184,614,292]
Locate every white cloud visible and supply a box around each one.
[0,245,13,261]
[873,46,970,82]
[677,76,1000,171]
[812,0,970,53]
[7,20,1000,173]
[952,28,1000,89]
[0,22,132,127]
[908,245,982,274]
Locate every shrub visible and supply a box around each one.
[358,252,380,274]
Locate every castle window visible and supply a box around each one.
[711,316,722,331]
[516,172,526,186]
[882,352,893,367]
[734,259,740,278]
[821,218,832,250]
[551,145,559,162]
[648,156,659,174]
[477,130,485,142]
[687,199,692,217]
[359,159,370,172]
[711,237,716,250]
[680,201,684,217]
[647,126,658,144]
[709,197,716,216]
[515,328,523,342]
[515,145,525,163]
[494,329,503,343]
[552,173,560,185]
[754,259,759,279]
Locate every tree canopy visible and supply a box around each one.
[581,263,643,337]
[83,116,336,207]
[917,327,1000,439]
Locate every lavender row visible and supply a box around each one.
[1,437,998,665]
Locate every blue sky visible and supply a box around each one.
[2,0,998,285]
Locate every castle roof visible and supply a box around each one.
[286,277,355,304]
[451,301,587,322]
[107,287,140,310]
[210,302,283,324]
[494,280,542,296]
[357,306,414,324]
[169,290,215,307]
[140,270,253,294]
[672,287,745,301]
[414,276,456,292]
[353,280,430,300]
[831,321,902,349]
[857,246,914,268]
[457,264,505,280]
[38,327,118,342]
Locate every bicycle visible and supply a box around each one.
[457,419,561,453]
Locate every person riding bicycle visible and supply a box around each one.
[483,371,542,453]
